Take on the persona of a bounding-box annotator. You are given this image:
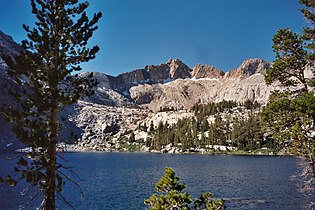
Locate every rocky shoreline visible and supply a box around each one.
[50,142,290,156]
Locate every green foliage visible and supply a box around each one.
[300,0,315,57]
[263,0,315,180]
[148,100,265,153]
[232,114,263,150]
[144,167,191,209]
[154,167,186,193]
[129,132,136,143]
[265,28,308,90]
[262,92,315,152]
[243,100,260,110]
[1,0,102,209]
[262,0,315,153]
[144,167,224,210]
[265,1,314,90]
[192,100,238,121]
[193,100,260,116]
[208,115,226,146]
[194,192,225,210]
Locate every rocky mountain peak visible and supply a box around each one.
[144,63,169,82]
[192,64,225,79]
[224,58,270,80]
[0,31,278,152]
[239,58,270,75]
[167,58,192,79]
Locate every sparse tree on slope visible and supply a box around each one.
[0,0,102,209]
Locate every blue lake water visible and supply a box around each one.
[0,152,311,209]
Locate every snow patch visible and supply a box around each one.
[139,79,151,83]
[162,77,173,84]
[191,77,219,81]
[247,73,262,79]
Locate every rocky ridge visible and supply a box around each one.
[0,30,276,152]
[192,64,224,79]
[107,58,193,93]
[129,58,273,111]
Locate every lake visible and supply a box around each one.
[0,152,311,209]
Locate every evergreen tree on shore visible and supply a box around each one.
[144,167,225,210]
[0,0,102,209]
[262,0,315,179]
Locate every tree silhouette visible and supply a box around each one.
[1,0,102,209]
[262,0,315,180]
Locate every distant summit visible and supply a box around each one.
[192,64,224,79]
[99,57,271,94]
[224,58,271,80]
[0,30,274,151]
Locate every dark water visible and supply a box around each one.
[0,152,310,210]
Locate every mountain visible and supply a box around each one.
[85,57,271,110]
[223,58,270,80]
[104,58,193,93]
[192,64,225,79]
[129,58,272,111]
[0,30,274,151]
[58,58,274,150]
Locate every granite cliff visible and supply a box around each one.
[129,58,272,111]
[0,30,275,151]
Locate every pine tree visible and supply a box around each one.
[300,0,315,60]
[129,132,136,143]
[262,0,315,179]
[144,167,224,210]
[214,114,224,145]
[265,28,309,92]
[200,132,206,148]
[1,0,102,209]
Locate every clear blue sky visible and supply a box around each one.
[0,0,306,76]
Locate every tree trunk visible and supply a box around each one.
[310,155,315,179]
[45,101,58,209]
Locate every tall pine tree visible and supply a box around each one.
[1,0,102,209]
[263,0,315,179]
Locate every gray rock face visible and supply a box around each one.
[108,69,150,92]
[129,59,272,111]
[216,73,273,104]
[223,58,270,80]
[79,72,134,106]
[145,63,169,82]
[0,30,21,68]
[106,58,193,93]
[192,64,225,79]
[0,30,279,152]
[130,79,220,111]
[168,58,192,79]
[130,84,163,105]
[60,101,150,149]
